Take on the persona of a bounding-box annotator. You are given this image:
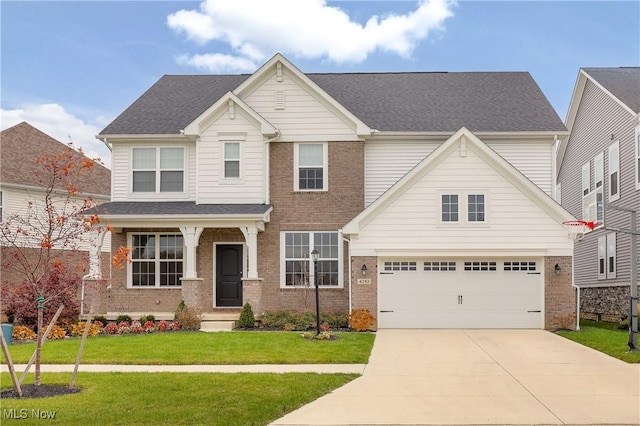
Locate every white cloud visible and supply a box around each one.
[168,0,456,73]
[176,53,258,73]
[1,104,112,168]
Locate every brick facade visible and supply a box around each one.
[544,256,577,330]
[350,256,378,328]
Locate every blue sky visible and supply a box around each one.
[1,1,638,164]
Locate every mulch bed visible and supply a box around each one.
[1,384,81,399]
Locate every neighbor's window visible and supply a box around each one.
[130,233,184,287]
[281,231,340,287]
[467,194,485,222]
[594,153,604,223]
[224,142,240,178]
[132,147,184,193]
[597,233,616,280]
[441,194,459,222]
[295,143,327,191]
[608,141,620,202]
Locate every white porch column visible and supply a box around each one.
[88,228,106,278]
[179,226,204,279]
[240,225,259,279]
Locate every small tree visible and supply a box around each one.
[0,143,107,386]
[238,302,256,328]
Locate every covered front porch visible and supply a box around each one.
[87,202,271,319]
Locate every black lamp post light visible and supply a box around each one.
[310,249,321,336]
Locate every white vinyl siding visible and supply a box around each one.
[636,126,640,190]
[555,182,562,204]
[594,153,604,223]
[350,144,573,257]
[242,71,357,141]
[608,141,620,201]
[196,110,266,204]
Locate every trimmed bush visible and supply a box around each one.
[238,303,256,328]
[93,315,108,326]
[12,325,36,341]
[47,325,67,340]
[115,314,133,324]
[348,309,375,332]
[174,307,201,331]
[258,310,349,331]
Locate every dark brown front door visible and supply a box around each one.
[216,245,243,307]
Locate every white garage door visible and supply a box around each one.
[378,258,544,329]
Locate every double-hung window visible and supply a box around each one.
[130,233,184,287]
[441,193,486,223]
[295,143,327,191]
[467,194,485,222]
[281,231,340,287]
[132,147,184,193]
[594,153,604,223]
[598,233,617,280]
[224,142,240,179]
[608,141,620,202]
[441,194,459,222]
[581,162,591,220]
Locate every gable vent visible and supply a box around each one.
[275,91,285,110]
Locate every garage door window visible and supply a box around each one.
[464,261,496,271]
[424,261,456,271]
[504,261,536,271]
[383,261,417,271]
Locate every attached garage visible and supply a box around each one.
[377,258,544,329]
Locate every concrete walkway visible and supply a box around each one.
[1,363,365,374]
[272,329,640,425]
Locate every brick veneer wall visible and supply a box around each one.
[350,256,378,328]
[580,285,630,322]
[544,256,577,330]
[255,140,365,314]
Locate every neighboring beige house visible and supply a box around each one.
[0,122,111,317]
[556,67,640,321]
[93,54,577,329]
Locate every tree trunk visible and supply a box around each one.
[35,307,43,385]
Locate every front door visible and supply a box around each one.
[215,245,243,307]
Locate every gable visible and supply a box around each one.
[344,128,574,255]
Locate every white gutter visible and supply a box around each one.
[340,229,352,314]
[264,131,282,204]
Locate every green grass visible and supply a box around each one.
[2,331,375,365]
[0,372,358,425]
[557,322,640,363]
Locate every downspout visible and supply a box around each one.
[340,229,352,314]
[264,131,281,204]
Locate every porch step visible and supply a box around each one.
[199,311,241,332]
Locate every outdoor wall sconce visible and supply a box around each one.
[554,263,561,275]
[361,264,368,275]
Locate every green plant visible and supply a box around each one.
[348,309,375,332]
[115,314,132,324]
[139,314,156,324]
[238,302,256,328]
[93,315,108,326]
[174,307,202,331]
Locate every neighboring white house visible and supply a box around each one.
[94,53,577,329]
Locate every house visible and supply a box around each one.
[93,54,576,329]
[556,67,640,322]
[0,122,112,318]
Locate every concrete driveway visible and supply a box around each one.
[272,329,640,425]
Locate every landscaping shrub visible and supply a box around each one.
[70,321,102,337]
[117,321,131,334]
[1,268,81,327]
[320,311,349,329]
[12,325,36,341]
[104,322,118,335]
[157,320,169,332]
[258,310,349,331]
[139,314,155,323]
[238,303,256,328]
[143,321,155,333]
[174,307,201,331]
[131,320,144,334]
[115,314,133,324]
[93,315,108,326]
[47,324,67,340]
[348,309,375,331]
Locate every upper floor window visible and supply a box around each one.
[608,141,620,202]
[467,194,485,222]
[224,142,240,179]
[281,231,340,287]
[635,126,640,190]
[130,233,184,287]
[295,143,327,191]
[132,147,184,193]
[441,194,459,222]
[594,153,604,222]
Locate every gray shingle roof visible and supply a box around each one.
[583,67,640,114]
[93,201,271,216]
[100,71,566,135]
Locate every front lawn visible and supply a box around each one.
[1,372,358,425]
[557,322,640,363]
[2,331,375,365]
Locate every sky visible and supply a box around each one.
[1,0,639,166]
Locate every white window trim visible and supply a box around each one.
[130,146,187,196]
[221,141,243,183]
[608,141,620,202]
[279,231,343,288]
[594,152,604,226]
[294,142,328,192]
[597,235,606,280]
[597,233,617,280]
[438,191,489,226]
[582,162,591,196]
[555,182,562,204]
[635,125,640,191]
[127,232,184,288]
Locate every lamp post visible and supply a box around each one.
[310,249,320,336]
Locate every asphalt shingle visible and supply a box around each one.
[583,67,640,114]
[92,201,271,216]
